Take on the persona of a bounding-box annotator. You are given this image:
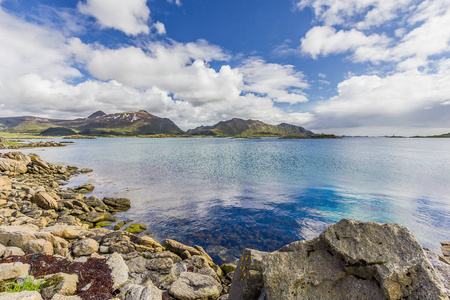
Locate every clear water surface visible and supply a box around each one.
[9,137,450,262]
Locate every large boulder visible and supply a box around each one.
[72,238,99,257]
[41,273,79,299]
[169,272,223,300]
[103,197,131,211]
[119,283,163,300]
[0,157,28,173]
[229,219,448,300]
[162,239,202,258]
[2,152,32,165]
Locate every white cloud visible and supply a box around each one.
[311,61,450,133]
[153,21,166,35]
[239,58,309,104]
[77,0,150,36]
[300,26,387,59]
[296,0,415,29]
[0,4,312,130]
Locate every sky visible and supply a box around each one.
[0,0,449,135]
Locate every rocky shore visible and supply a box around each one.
[0,151,449,299]
[0,137,64,150]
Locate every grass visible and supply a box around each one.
[0,277,43,293]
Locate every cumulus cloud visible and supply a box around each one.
[300,26,388,59]
[296,0,415,29]
[77,0,150,35]
[239,58,309,104]
[153,21,166,35]
[0,4,312,130]
[167,0,182,7]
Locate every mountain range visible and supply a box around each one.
[0,110,328,138]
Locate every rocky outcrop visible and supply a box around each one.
[229,219,449,300]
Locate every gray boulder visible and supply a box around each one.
[119,283,163,300]
[72,238,99,256]
[42,273,79,299]
[32,192,59,210]
[169,272,223,300]
[106,252,130,290]
[229,219,448,300]
[0,262,30,281]
[0,291,42,300]
[0,157,28,173]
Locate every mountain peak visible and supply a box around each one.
[87,110,106,119]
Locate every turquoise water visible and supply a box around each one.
[12,137,450,262]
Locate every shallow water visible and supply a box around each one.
[9,137,450,262]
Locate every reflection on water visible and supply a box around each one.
[9,137,450,262]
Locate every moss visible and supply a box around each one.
[96,221,112,227]
[125,223,147,234]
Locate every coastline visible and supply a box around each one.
[0,148,449,299]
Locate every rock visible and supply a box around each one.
[442,242,450,258]
[0,291,43,300]
[0,177,11,190]
[169,272,223,300]
[0,157,28,173]
[103,197,131,211]
[4,246,26,256]
[0,225,39,248]
[229,219,448,300]
[162,239,202,257]
[86,212,112,223]
[51,295,83,300]
[425,248,450,295]
[42,273,79,299]
[74,184,95,193]
[84,196,108,210]
[0,262,30,281]
[125,223,147,234]
[228,249,265,300]
[220,263,236,275]
[40,225,82,239]
[106,252,129,290]
[119,283,163,300]
[72,238,99,256]
[0,244,5,257]
[126,256,174,285]
[80,168,93,173]
[30,154,50,169]
[33,192,58,210]
[25,238,54,255]
[96,221,112,227]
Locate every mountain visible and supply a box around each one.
[187,118,315,137]
[0,110,183,136]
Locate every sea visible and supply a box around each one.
[8,137,450,262]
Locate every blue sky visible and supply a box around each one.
[0,0,449,135]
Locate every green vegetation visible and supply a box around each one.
[40,127,78,136]
[8,121,52,134]
[0,277,43,293]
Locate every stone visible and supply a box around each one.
[42,273,79,299]
[30,155,49,169]
[106,252,130,290]
[86,212,112,223]
[103,197,131,210]
[0,291,42,300]
[4,246,26,256]
[74,184,95,193]
[229,219,448,300]
[425,248,450,295]
[25,238,54,255]
[40,225,82,239]
[126,256,174,285]
[96,221,112,227]
[72,238,99,256]
[119,283,163,300]
[0,262,30,281]
[1,152,31,165]
[0,157,28,173]
[51,295,83,300]
[80,168,93,173]
[33,192,58,210]
[162,239,202,257]
[169,272,222,300]
[220,263,236,275]
[442,242,450,258]
[0,244,5,257]
[84,196,108,210]
[0,177,11,191]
